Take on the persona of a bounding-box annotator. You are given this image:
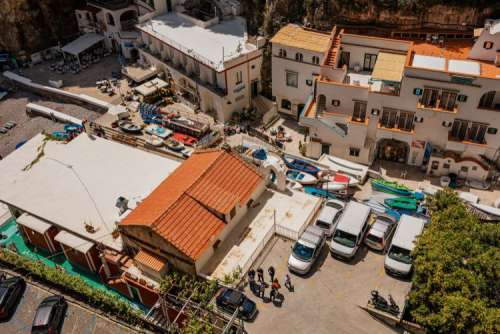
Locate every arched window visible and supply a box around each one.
[281,99,292,110]
[106,13,115,26]
[295,52,303,62]
[312,56,319,65]
[279,49,287,58]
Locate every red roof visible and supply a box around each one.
[121,149,264,261]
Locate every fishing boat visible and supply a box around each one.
[146,136,163,147]
[384,197,418,211]
[318,171,359,188]
[470,202,500,217]
[165,138,185,152]
[371,179,413,196]
[118,120,142,134]
[303,186,336,199]
[286,170,318,185]
[283,156,320,176]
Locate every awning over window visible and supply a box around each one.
[17,213,52,234]
[371,52,407,82]
[55,230,94,253]
[61,33,105,57]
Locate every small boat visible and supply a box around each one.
[173,132,197,146]
[146,136,163,147]
[319,171,359,188]
[466,179,491,190]
[286,170,318,185]
[384,197,418,211]
[118,121,142,134]
[303,186,336,199]
[371,179,413,196]
[283,156,320,176]
[470,202,500,217]
[165,138,185,152]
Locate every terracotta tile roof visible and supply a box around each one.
[271,24,331,53]
[134,249,167,272]
[121,149,264,261]
[409,41,500,79]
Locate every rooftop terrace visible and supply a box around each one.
[138,12,256,71]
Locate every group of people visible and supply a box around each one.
[247,266,293,303]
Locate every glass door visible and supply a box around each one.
[363,54,377,71]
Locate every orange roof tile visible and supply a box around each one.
[134,249,167,272]
[121,149,264,261]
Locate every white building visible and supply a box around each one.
[135,2,264,121]
[272,20,500,182]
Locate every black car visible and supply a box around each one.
[215,288,257,320]
[0,276,26,320]
[31,295,67,334]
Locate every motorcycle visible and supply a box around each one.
[370,290,400,316]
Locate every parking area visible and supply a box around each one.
[244,237,411,334]
[0,280,139,334]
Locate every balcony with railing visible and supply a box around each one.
[88,0,131,11]
[138,45,227,98]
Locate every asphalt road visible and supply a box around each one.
[0,280,140,334]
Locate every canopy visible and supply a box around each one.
[371,52,407,82]
[55,230,95,253]
[61,33,104,57]
[17,213,52,234]
[134,78,168,96]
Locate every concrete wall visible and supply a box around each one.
[272,43,323,116]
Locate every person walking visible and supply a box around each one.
[247,269,256,292]
[284,274,293,291]
[270,278,281,301]
[258,280,266,299]
[257,267,264,283]
[268,266,275,283]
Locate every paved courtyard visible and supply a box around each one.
[244,237,411,334]
[0,279,140,334]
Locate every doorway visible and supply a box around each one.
[363,53,377,71]
[251,80,258,98]
[167,0,172,12]
[376,139,409,163]
[297,103,305,121]
[129,285,142,303]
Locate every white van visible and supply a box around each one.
[329,201,371,260]
[384,214,425,277]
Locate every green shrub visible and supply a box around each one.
[0,249,142,325]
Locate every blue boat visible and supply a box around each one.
[304,186,336,199]
[283,156,320,176]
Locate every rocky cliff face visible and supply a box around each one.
[0,0,84,55]
[242,0,496,36]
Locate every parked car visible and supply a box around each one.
[215,288,257,320]
[314,199,345,237]
[4,121,16,130]
[330,201,371,260]
[288,225,326,274]
[364,214,398,251]
[31,295,67,334]
[385,215,426,277]
[0,276,26,320]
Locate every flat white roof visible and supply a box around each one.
[61,33,104,56]
[139,12,255,71]
[0,133,180,251]
[17,213,53,234]
[134,78,168,96]
[337,201,371,235]
[448,60,480,76]
[411,55,446,71]
[55,230,95,253]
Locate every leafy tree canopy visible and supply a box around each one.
[409,189,500,333]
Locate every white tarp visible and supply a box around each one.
[134,78,168,96]
[61,33,104,57]
[318,154,369,182]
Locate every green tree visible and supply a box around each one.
[409,189,500,333]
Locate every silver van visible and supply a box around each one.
[288,225,326,275]
[329,201,371,260]
[384,214,425,277]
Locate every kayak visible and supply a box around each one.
[384,197,418,211]
[371,179,413,196]
[286,170,318,185]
